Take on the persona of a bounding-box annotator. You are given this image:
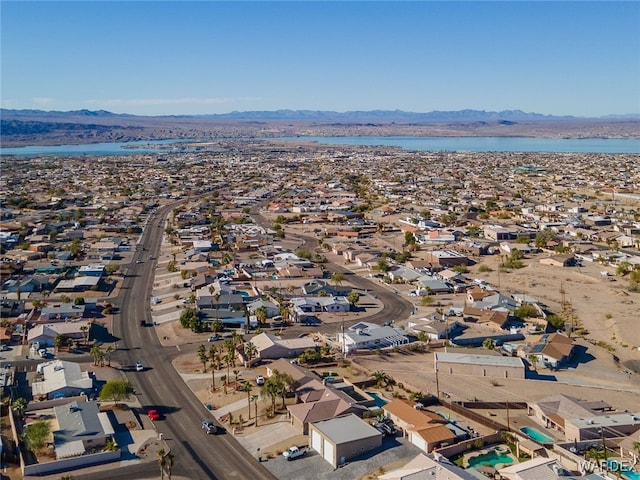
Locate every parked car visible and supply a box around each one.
[255,375,265,385]
[283,446,308,461]
[202,420,217,434]
[148,409,160,421]
[207,335,220,342]
[135,361,144,372]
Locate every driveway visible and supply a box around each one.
[234,420,299,454]
[262,435,423,480]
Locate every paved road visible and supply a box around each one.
[251,208,414,339]
[103,203,277,480]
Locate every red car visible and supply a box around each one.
[148,409,161,421]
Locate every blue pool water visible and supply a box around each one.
[467,449,514,468]
[623,472,640,480]
[368,392,388,407]
[520,426,553,443]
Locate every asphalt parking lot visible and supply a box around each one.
[262,435,422,480]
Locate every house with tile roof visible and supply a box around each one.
[522,333,575,369]
[382,399,458,453]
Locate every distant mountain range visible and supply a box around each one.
[0,108,613,121]
[2,107,639,122]
[2,108,638,148]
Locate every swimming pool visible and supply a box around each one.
[467,449,514,468]
[520,426,553,443]
[622,468,640,480]
[367,391,388,407]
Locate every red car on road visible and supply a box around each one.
[148,409,161,421]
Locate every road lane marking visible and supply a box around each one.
[176,345,181,351]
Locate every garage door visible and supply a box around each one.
[323,439,334,465]
[311,430,322,453]
[410,432,426,451]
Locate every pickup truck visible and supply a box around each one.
[282,446,308,461]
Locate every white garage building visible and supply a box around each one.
[308,414,383,469]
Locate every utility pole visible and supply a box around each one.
[435,357,440,399]
[506,400,511,432]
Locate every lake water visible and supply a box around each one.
[278,136,640,154]
[0,139,195,157]
[1,136,639,156]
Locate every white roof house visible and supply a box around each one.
[379,453,480,480]
[337,322,409,354]
[32,360,93,399]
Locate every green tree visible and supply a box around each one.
[260,377,280,413]
[331,272,344,286]
[198,344,208,373]
[244,341,257,365]
[102,437,119,452]
[12,397,28,419]
[534,229,555,248]
[224,339,236,388]
[346,291,360,307]
[99,379,134,407]
[482,338,496,350]
[157,448,167,480]
[377,258,389,272]
[513,304,539,320]
[546,314,565,330]
[528,354,538,372]
[105,263,120,275]
[371,370,390,388]
[179,308,203,333]
[53,333,72,351]
[21,420,51,452]
[255,306,268,325]
[104,345,114,367]
[90,344,103,366]
[69,238,83,256]
[241,382,253,418]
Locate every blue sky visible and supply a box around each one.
[2,1,639,117]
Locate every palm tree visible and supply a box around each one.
[90,344,103,366]
[331,272,344,286]
[157,448,167,480]
[260,379,279,414]
[80,325,89,346]
[12,397,27,419]
[279,304,291,324]
[409,391,424,402]
[102,437,118,452]
[371,370,390,388]
[482,338,496,350]
[224,339,236,385]
[208,344,219,391]
[244,341,257,365]
[104,345,114,367]
[241,382,253,418]
[165,452,174,480]
[255,306,268,325]
[251,394,259,426]
[528,354,538,372]
[198,344,208,373]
